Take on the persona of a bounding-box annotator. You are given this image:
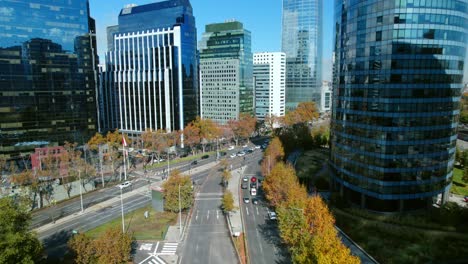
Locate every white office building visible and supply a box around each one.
[320,80,332,113]
[253,52,286,120]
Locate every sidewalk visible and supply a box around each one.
[226,166,246,236]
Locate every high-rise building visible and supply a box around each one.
[102,0,198,135]
[199,21,253,124]
[320,81,332,113]
[331,0,468,211]
[253,52,286,120]
[281,0,323,110]
[0,0,98,159]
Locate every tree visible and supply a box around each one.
[222,190,235,212]
[283,102,319,126]
[142,129,170,163]
[94,227,132,264]
[221,169,231,187]
[228,113,257,146]
[261,137,285,176]
[262,162,299,207]
[463,165,468,183]
[183,122,201,155]
[162,170,193,212]
[196,117,220,153]
[68,233,96,264]
[0,197,43,263]
[87,132,106,151]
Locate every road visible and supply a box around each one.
[31,155,218,229]
[240,149,291,264]
[179,159,238,264]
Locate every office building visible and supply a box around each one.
[253,52,286,120]
[199,21,253,124]
[320,81,331,113]
[102,0,198,135]
[281,0,323,110]
[330,0,468,211]
[0,0,98,159]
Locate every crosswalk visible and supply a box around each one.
[138,242,179,264]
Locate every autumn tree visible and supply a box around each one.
[221,169,231,187]
[264,114,278,135]
[183,122,201,155]
[94,227,132,264]
[68,233,96,264]
[87,132,107,151]
[162,170,193,212]
[222,190,235,212]
[262,162,299,208]
[283,102,319,126]
[0,197,43,263]
[228,113,256,146]
[196,117,220,153]
[105,130,130,178]
[261,137,285,176]
[142,129,170,163]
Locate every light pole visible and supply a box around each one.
[216,137,219,161]
[178,184,182,240]
[120,187,125,233]
[78,170,84,213]
[99,144,105,188]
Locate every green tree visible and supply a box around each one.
[162,170,194,212]
[463,165,468,183]
[0,197,42,263]
[68,233,96,264]
[222,190,235,212]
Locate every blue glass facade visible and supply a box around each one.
[331,0,468,211]
[282,0,323,109]
[102,0,198,134]
[0,0,98,159]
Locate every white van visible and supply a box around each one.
[250,188,257,196]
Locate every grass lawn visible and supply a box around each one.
[451,167,468,196]
[86,206,177,240]
[295,148,330,189]
[334,208,468,264]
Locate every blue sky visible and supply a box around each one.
[89,0,334,80]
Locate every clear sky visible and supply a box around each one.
[89,0,334,80]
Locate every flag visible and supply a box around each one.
[122,135,128,147]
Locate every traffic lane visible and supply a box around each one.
[31,180,147,229]
[40,193,150,259]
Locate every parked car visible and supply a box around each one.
[201,154,209,159]
[230,153,237,158]
[237,151,246,157]
[243,197,250,204]
[117,181,132,189]
[242,144,248,148]
[228,146,235,150]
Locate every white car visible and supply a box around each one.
[230,153,237,158]
[268,211,277,220]
[237,151,246,157]
[254,145,261,149]
[228,145,235,150]
[117,181,132,189]
[250,188,257,196]
[242,144,248,148]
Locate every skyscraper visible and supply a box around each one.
[331,0,468,211]
[0,0,98,159]
[253,52,286,120]
[102,0,198,135]
[199,21,253,124]
[281,0,323,110]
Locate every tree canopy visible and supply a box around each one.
[0,197,42,264]
[162,170,194,212]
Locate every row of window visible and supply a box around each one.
[334,101,458,113]
[335,87,460,98]
[338,73,463,84]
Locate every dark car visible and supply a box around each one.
[250,182,257,189]
[241,182,248,189]
[252,198,259,205]
[201,154,209,159]
[191,160,198,165]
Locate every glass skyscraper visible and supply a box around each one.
[102,0,198,135]
[199,21,253,124]
[281,0,323,110]
[331,0,468,211]
[0,0,98,159]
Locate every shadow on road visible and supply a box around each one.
[256,221,292,264]
[42,229,73,262]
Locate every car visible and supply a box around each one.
[251,176,257,182]
[237,151,246,157]
[254,145,261,149]
[250,188,257,196]
[117,181,132,189]
[250,182,257,189]
[191,160,198,165]
[242,144,248,148]
[464,196,468,203]
[247,149,254,154]
[252,198,259,204]
[268,211,277,220]
[242,177,249,182]
[243,197,250,203]
[241,182,248,189]
[201,154,209,159]
[230,153,237,158]
[228,145,235,150]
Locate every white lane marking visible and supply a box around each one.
[207,210,210,220]
[195,210,199,221]
[216,210,219,220]
[139,243,153,251]
[138,242,159,264]
[256,207,259,215]
[153,242,160,254]
[154,255,167,263]
[246,207,249,215]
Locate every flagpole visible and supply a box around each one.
[123,133,127,181]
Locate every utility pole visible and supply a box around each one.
[120,187,125,233]
[99,144,104,187]
[78,170,84,213]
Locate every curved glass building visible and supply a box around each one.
[331,0,468,211]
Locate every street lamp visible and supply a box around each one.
[120,187,125,233]
[78,170,84,213]
[178,184,182,240]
